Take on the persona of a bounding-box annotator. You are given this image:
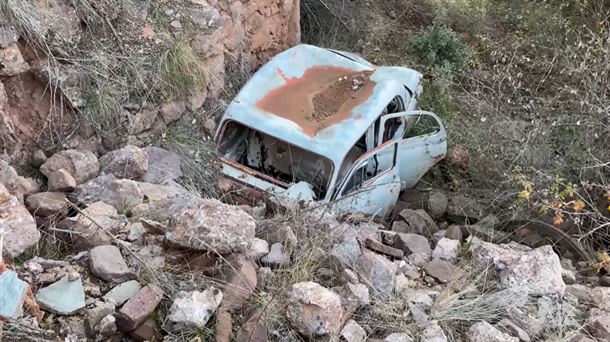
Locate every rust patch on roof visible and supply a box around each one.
[255,65,376,136]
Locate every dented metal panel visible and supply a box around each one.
[215,44,422,167]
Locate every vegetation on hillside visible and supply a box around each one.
[302,0,610,250]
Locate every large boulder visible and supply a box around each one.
[40,149,99,186]
[99,145,149,180]
[0,184,41,259]
[286,282,345,336]
[500,245,565,297]
[165,199,255,253]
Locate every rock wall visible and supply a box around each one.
[0,0,300,167]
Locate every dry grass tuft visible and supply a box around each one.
[159,41,208,101]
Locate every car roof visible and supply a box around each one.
[219,44,422,166]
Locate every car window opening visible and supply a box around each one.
[218,121,334,198]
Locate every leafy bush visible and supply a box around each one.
[418,68,455,122]
[410,25,469,72]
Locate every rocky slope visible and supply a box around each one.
[0,0,299,166]
[0,145,609,341]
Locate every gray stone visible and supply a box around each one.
[59,201,126,249]
[445,225,463,241]
[447,195,485,222]
[132,245,166,272]
[261,242,290,267]
[0,184,41,259]
[336,282,370,312]
[331,235,361,267]
[166,198,255,253]
[47,168,76,191]
[190,7,222,31]
[0,43,29,76]
[468,321,518,342]
[96,314,117,336]
[168,288,223,329]
[432,238,460,263]
[127,222,145,241]
[85,302,116,336]
[421,320,448,342]
[500,245,565,297]
[25,192,68,217]
[394,233,431,256]
[0,26,18,48]
[341,319,366,342]
[355,249,397,298]
[408,301,430,326]
[424,259,463,283]
[0,160,18,193]
[286,282,344,336]
[432,230,446,244]
[427,191,448,219]
[396,209,439,237]
[40,149,99,185]
[407,252,432,267]
[249,238,270,260]
[0,270,28,319]
[506,307,544,339]
[159,102,186,125]
[141,146,182,184]
[100,145,149,180]
[72,175,143,211]
[103,280,142,306]
[89,245,132,283]
[267,225,298,248]
[36,275,86,315]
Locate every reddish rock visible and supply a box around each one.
[129,318,163,341]
[222,254,257,311]
[236,310,268,342]
[116,285,164,331]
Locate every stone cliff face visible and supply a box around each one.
[0,0,300,167]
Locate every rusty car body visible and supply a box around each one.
[215,44,447,218]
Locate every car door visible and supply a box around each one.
[331,142,401,218]
[376,110,447,188]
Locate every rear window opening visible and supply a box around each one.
[217,121,334,199]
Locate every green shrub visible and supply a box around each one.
[418,68,455,122]
[410,25,469,72]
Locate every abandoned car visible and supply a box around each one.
[215,44,447,218]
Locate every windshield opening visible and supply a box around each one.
[218,120,334,199]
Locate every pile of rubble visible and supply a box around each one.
[0,145,609,341]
